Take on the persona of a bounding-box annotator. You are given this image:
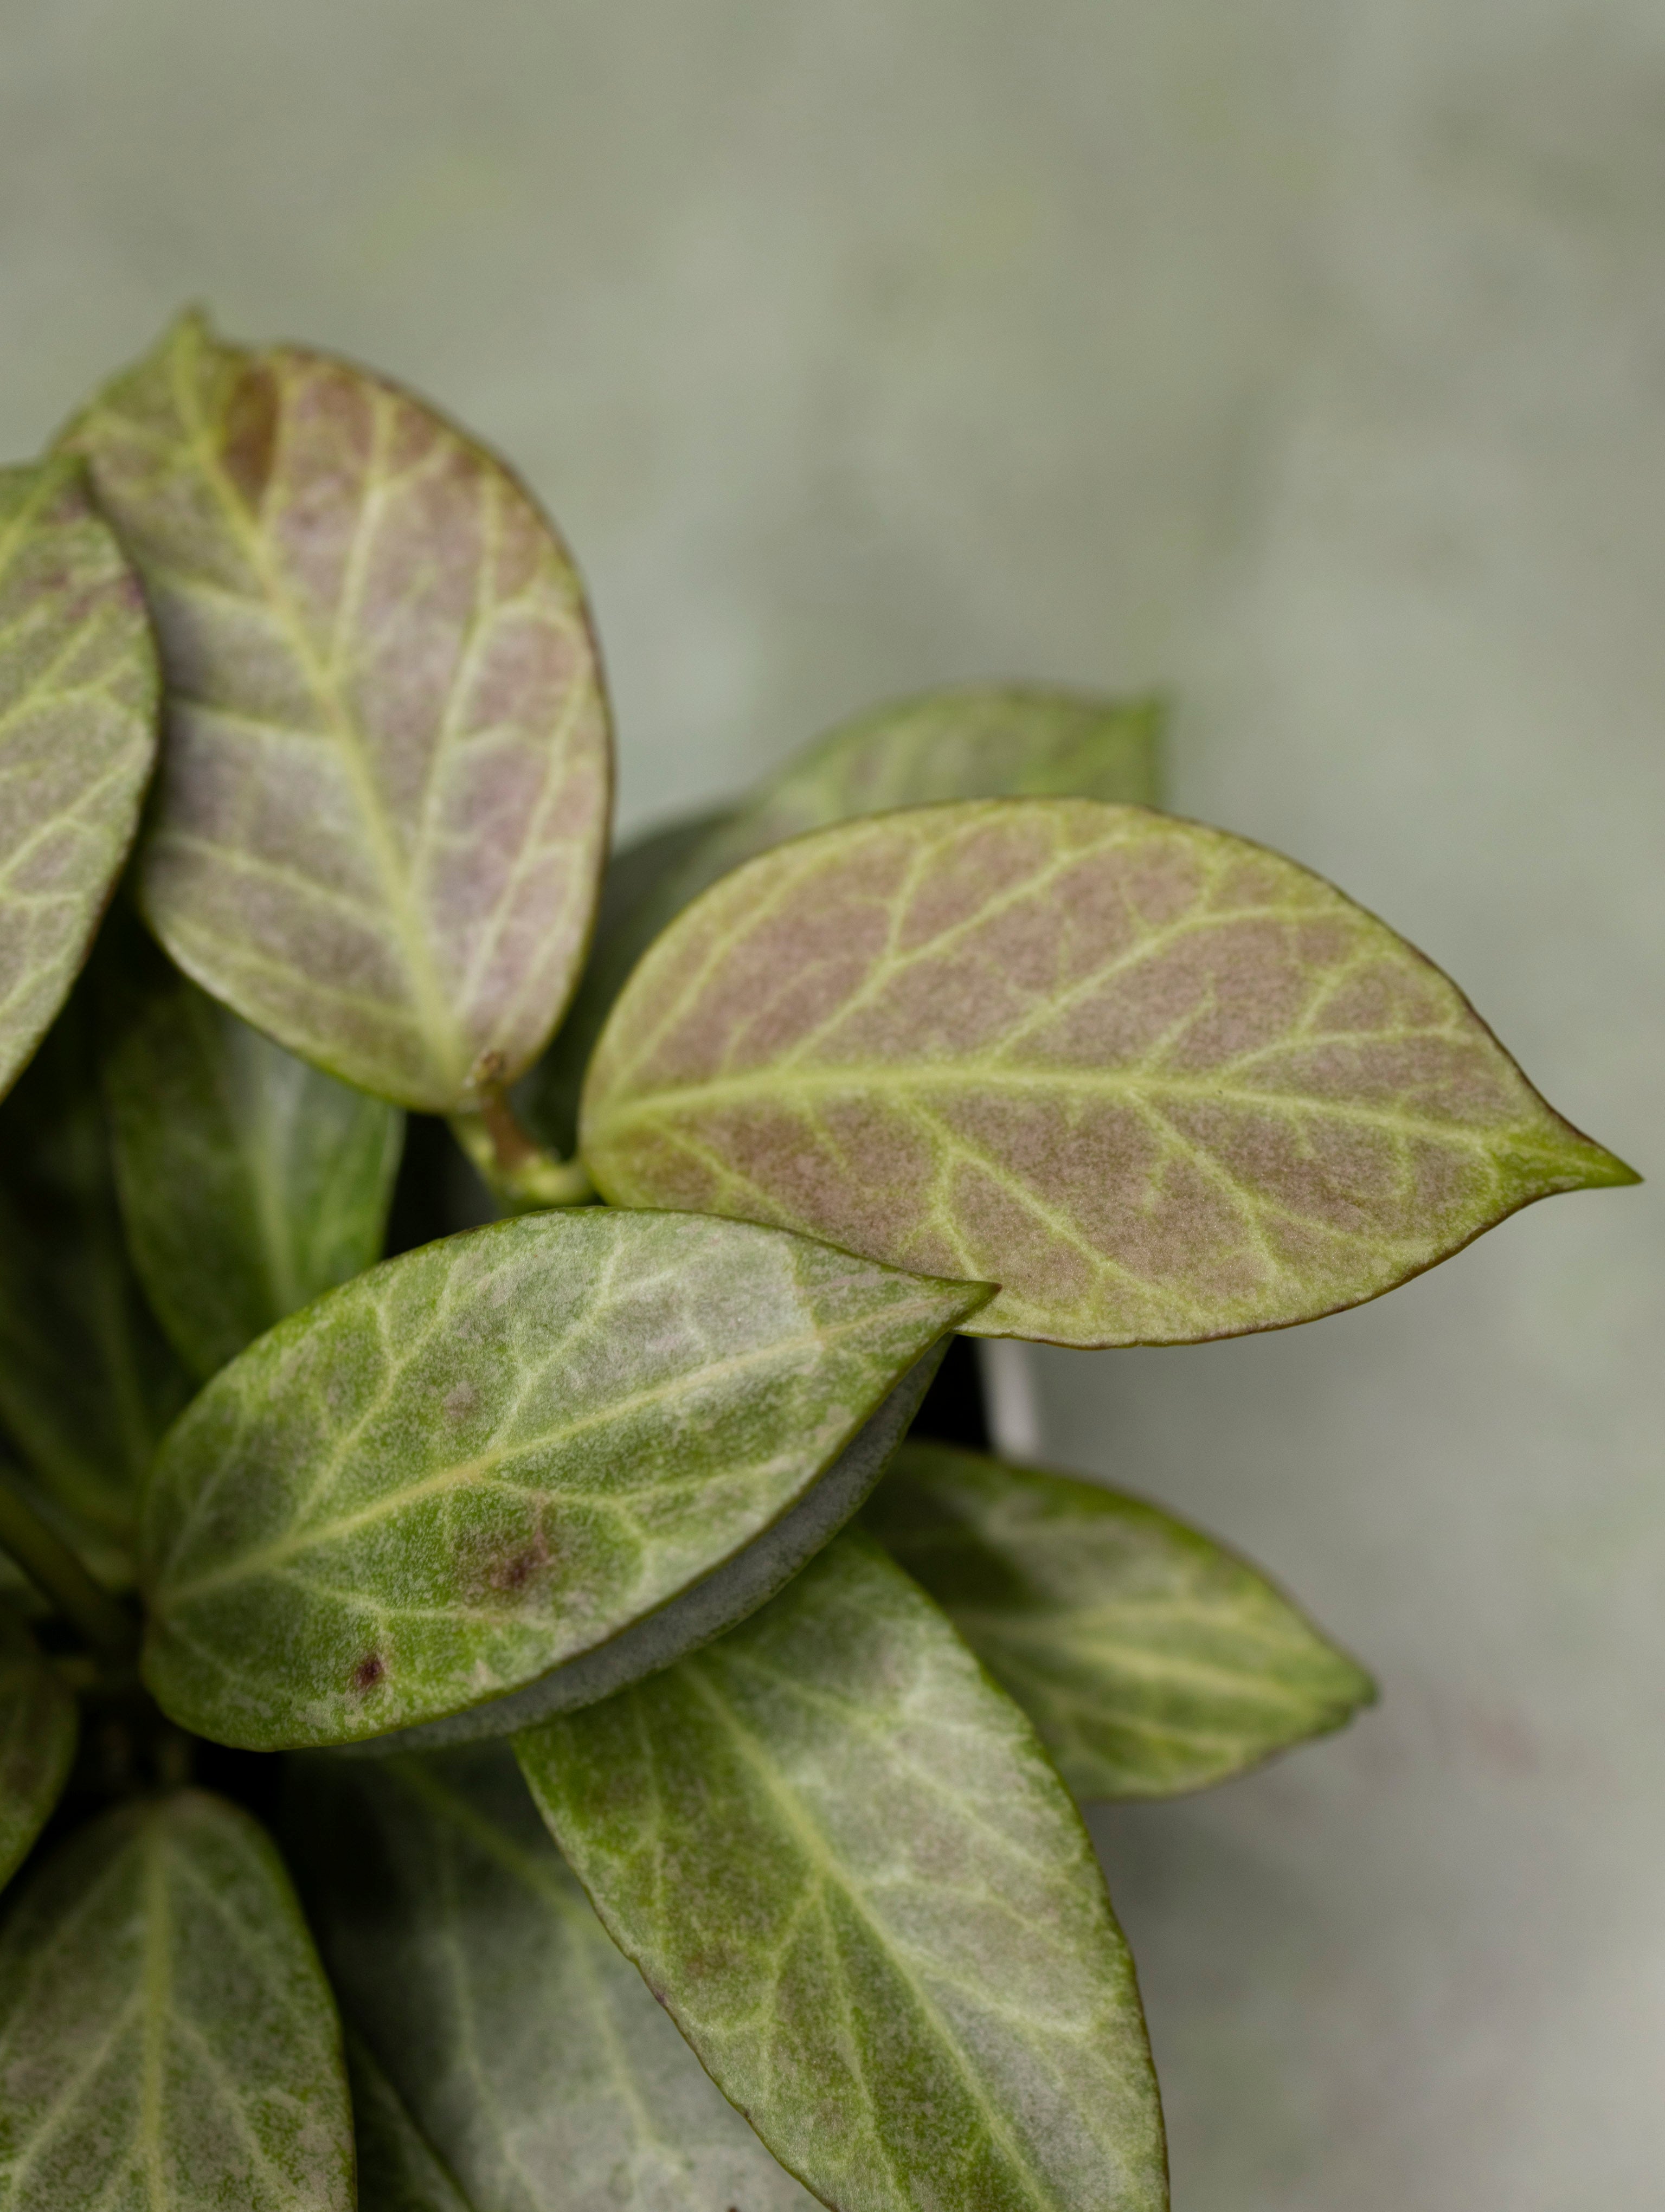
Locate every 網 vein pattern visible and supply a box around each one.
[142,1210,980,1748]
[0,459,158,1103]
[582,799,1630,1345]
[0,1791,351,2211]
[0,1612,77,1894]
[644,684,1163,950]
[298,1747,818,2212]
[520,1533,1169,2212]
[867,1443,1373,1801]
[62,312,610,1109]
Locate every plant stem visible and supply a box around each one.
[449,1090,595,1212]
[0,1476,138,1660]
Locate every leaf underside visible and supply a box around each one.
[0,982,193,1583]
[867,1442,1374,1799]
[0,1607,77,1895]
[0,1789,353,2210]
[519,1531,1169,2212]
[582,798,1635,1347]
[142,1210,987,1749]
[294,1747,819,2212]
[61,310,612,1111]
[0,459,158,1106]
[101,922,403,1380]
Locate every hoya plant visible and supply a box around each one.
[0,313,1637,2212]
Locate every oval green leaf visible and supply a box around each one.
[582,798,1637,1346]
[0,457,159,1105]
[142,1211,988,1750]
[61,310,612,1112]
[518,1531,1169,2212]
[345,2032,474,2212]
[0,984,193,1582]
[294,1747,820,2212]
[370,1336,947,1754]
[0,1607,76,1894]
[0,1788,352,2209]
[866,1441,1374,1799]
[101,922,404,1380]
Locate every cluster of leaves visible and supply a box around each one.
[0,313,1636,2212]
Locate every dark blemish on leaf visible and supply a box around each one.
[350,1653,386,1694]
[221,364,280,510]
[458,1523,561,1606]
[487,1542,551,1593]
[442,1380,478,1421]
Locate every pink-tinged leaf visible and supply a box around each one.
[582,799,1637,1347]
[0,458,159,1104]
[61,312,611,1112]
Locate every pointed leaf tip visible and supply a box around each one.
[582,798,1639,1346]
[867,1442,1375,1801]
[142,1209,986,1748]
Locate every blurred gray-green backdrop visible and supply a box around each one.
[3,4,1660,2204]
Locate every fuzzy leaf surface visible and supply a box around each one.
[345,2033,473,2212]
[61,311,611,1111]
[527,689,1160,1159]
[143,1210,986,1748]
[0,1789,352,2211]
[0,1609,76,1895]
[519,1531,1168,2212]
[102,926,403,1379]
[295,1747,819,2212]
[867,1442,1374,1798]
[0,988,192,1581]
[660,684,1165,924]
[583,798,1636,1346]
[515,811,728,1159]
[0,459,158,1105]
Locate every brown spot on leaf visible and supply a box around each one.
[351,1652,386,1694]
[221,364,280,510]
[487,1538,553,1593]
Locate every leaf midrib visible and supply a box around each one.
[157,1298,954,1605]
[591,1062,1544,1155]
[674,1654,1076,2212]
[162,339,465,1090]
